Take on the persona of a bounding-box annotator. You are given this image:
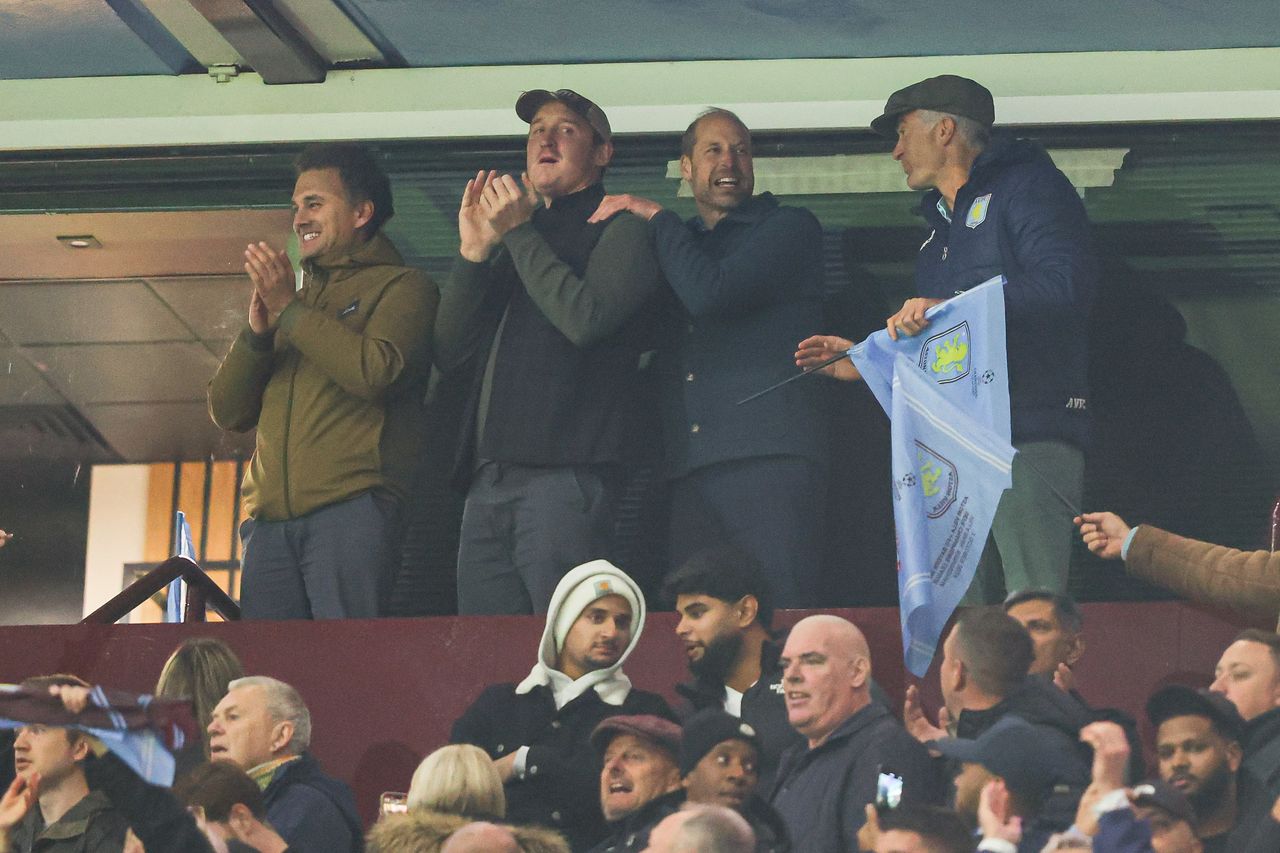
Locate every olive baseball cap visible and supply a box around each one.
[870,75,995,137]
[515,88,612,143]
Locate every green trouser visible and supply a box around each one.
[963,440,1084,605]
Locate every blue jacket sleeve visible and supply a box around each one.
[649,206,823,319]
[998,166,1096,323]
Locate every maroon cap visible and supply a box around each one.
[591,714,681,757]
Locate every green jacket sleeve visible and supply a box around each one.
[207,327,276,432]
[278,268,438,402]
[434,254,495,373]
[502,213,663,348]
[1126,525,1280,625]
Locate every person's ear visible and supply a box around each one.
[735,595,759,628]
[593,140,614,169]
[352,199,374,232]
[936,115,957,145]
[679,155,693,185]
[269,720,295,754]
[1066,634,1086,668]
[1227,740,1243,773]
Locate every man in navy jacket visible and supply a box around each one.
[591,108,827,608]
[799,75,1097,602]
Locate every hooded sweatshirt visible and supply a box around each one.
[451,562,673,851]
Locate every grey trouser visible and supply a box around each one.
[456,461,614,615]
[964,440,1085,604]
[239,490,402,620]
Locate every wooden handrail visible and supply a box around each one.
[81,556,241,624]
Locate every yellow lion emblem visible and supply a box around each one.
[930,335,968,376]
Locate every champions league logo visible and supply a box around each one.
[914,440,959,519]
[919,322,972,385]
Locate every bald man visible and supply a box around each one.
[643,805,755,853]
[769,616,940,853]
[441,821,521,853]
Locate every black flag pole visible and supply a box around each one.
[736,352,848,406]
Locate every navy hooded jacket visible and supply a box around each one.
[914,136,1097,448]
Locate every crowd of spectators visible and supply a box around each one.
[3,552,1280,853]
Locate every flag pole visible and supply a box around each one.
[736,352,848,406]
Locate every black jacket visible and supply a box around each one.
[1228,706,1280,850]
[741,794,791,853]
[452,682,674,852]
[769,703,941,853]
[914,136,1097,448]
[262,752,363,853]
[444,183,665,477]
[587,789,684,853]
[957,677,1094,748]
[675,636,802,793]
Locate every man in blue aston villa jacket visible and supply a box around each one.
[799,75,1097,603]
[590,108,827,608]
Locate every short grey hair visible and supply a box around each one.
[675,805,755,852]
[916,109,990,149]
[228,675,311,754]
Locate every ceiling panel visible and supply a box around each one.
[0,0,194,79]
[0,348,65,406]
[147,275,254,344]
[0,280,192,345]
[0,209,293,280]
[83,401,252,462]
[23,342,220,405]
[337,0,1280,67]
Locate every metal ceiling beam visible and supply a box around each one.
[187,0,326,84]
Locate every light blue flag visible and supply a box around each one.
[166,511,195,623]
[891,356,1017,676]
[849,276,1011,442]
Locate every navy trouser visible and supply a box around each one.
[668,455,824,609]
[456,462,615,615]
[239,491,402,620]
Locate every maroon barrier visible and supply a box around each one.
[0,602,1258,828]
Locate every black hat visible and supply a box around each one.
[591,714,681,757]
[678,709,761,776]
[932,716,1088,798]
[870,75,995,137]
[515,89,612,143]
[1146,685,1244,742]
[1131,779,1196,825]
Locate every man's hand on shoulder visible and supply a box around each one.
[459,169,501,263]
[481,172,540,240]
[244,242,295,322]
[588,194,663,223]
[886,297,945,341]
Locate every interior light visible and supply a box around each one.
[56,235,102,249]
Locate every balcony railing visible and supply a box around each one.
[81,556,240,624]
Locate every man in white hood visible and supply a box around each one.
[451,560,675,851]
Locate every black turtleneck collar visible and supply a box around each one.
[540,181,606,219]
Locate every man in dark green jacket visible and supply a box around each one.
[209,142,437,620]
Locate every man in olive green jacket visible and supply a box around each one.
[209,143,437,620]
[1077,511,1280,628]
